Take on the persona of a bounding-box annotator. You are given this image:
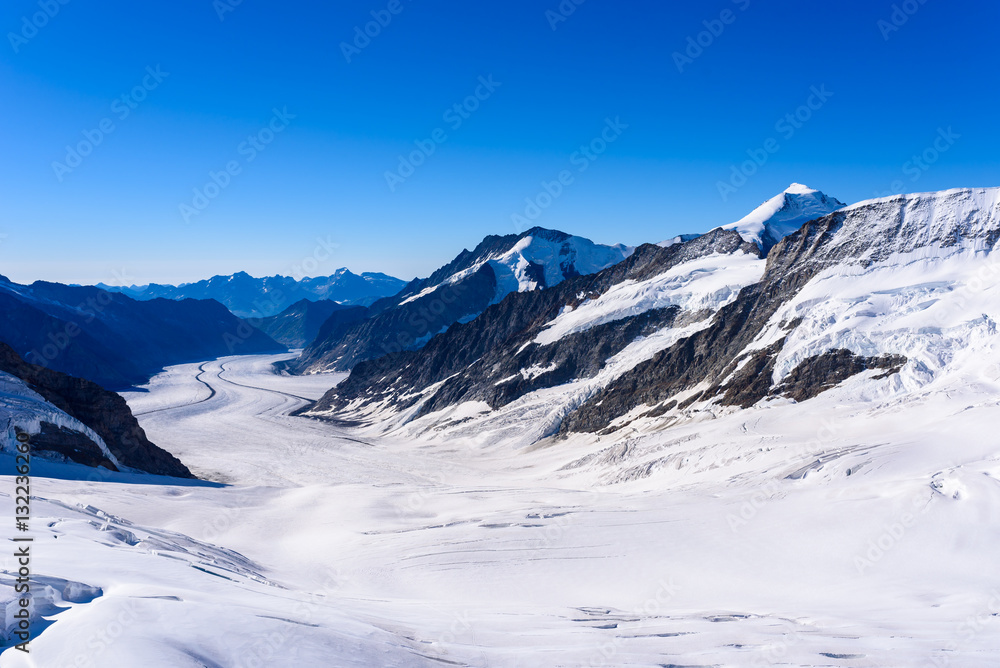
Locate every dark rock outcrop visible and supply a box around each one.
[1,343,193,477]
[290,263,499,373]
[15,422,118,471]
[774,349,908,402]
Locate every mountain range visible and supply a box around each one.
[298,185,1000,451]
[98,269,407,318]
[0,277,283,389]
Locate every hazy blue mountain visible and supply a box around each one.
[99,269,407,318]
[0,277,283,389]
[256,299,367,348]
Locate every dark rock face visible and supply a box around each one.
[307,229,757,417]
[0,278,284,389]
[774,349,908,402]
[256,299,362,348]
[15,422,118,471]
[0,343,193,478]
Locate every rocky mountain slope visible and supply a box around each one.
[300,186,1000,449]
[288,227,633,373]
[0,343,192,477]
[100,269,406,318]
[255,299,365,348]
[0,278,283,389]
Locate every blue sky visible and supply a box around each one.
[0,0,997,285]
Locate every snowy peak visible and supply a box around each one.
[487,229,634,298]
[722,184,845,254]
[291,227,634,373]
[390,226,633,307]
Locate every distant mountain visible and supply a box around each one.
[0,278,284,389]
[288,227,633,374]
[99,269,407,318]
[0,343,193,477]
[720,183,845,254]
[256,299,367,348]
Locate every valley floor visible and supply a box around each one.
[2,353,999,667]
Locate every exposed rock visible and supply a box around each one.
[0,278,284,389]
[773,349,908,402]
[0,342,193,477]
[308,229,756,417]
[290,226,632,374]
[15,422,118,471]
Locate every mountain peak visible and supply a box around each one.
[721,185,845,255]
[784,182,817,195]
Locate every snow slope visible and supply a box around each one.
[534,249,763,345]
[2,352,999,666]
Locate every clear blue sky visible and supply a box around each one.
[0,0,997,285]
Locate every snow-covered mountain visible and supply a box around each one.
[0,342,191,477]
[721,183,845,254]
[302,187,1000,451]
[100,269,407,318]
[288,227,634,373]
